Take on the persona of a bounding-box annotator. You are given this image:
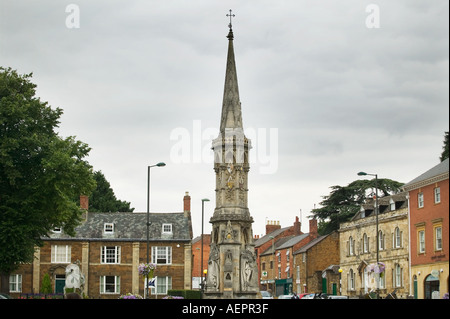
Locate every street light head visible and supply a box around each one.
[202,198,210,202]
[357,172,367,176]
[156,162,166,167]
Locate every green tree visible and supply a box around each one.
[440,131,449,162]
[0,67,96,293]
[88,170,134,212]
[40,273,52,294]
[311,178,403,235]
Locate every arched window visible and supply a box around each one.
[378,230,385,250]
[394,264,402,287]
[349,237,354,255]
[363,233,369,253]
[348,269,355,291]
[394,227,402,248]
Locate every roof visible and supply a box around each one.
[259,234,309,256]
[351,192,408,221]
[254,226,291,247]
[45,211,192,242]
[404,158,449,190]
[293,235,328,255]
[276,233,309,250]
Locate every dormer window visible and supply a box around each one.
[104,223,114,233]
[53,227,62,234]
[390,199,395,211]
[162,224,172,234]
[360,206,365,218]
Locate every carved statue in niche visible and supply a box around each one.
[212,226,219,244]
[242,226,249,245]
[206,244,220,290]
[225,220,234,241]
[224,249,233,272]
[240,246,257,291]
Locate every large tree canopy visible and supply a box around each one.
[311,178,404,235]
[88,170,134,212]
[0,67,96,282]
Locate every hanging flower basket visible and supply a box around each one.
[368,262,385,275]
[138,263,156,279]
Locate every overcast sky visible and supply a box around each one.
[1,0,448,238]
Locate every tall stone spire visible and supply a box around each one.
[220,25,243,132]
[204,12,259,299]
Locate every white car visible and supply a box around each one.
[277,294,294,299]
[260,291,273,299]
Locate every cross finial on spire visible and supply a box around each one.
[226,9,235,30]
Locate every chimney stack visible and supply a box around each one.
[80,195,89,222]
[80,195,89,210]
[293,216,302,235]
[183,191,191,217]
[309,218,318,239]
[265,220,281,235]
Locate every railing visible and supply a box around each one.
[18,293,65,299]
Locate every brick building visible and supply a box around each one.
[293,231,340,295]
[257,218,318,296]
[5,193,193,299]
[404,158,449,299]
[191,234,211,289]
[338,192,410,298]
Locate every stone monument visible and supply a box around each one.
[203,11,259,299]
[64,261,85,295]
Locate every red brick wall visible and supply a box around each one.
[192,235,210,278]
[409,178,449,266]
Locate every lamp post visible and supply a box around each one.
[357,171,379,299]
[200,198,210,296]
[146,162,166,298]
[269,235,275,294]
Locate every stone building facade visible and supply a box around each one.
[293,231,340,295]
[339,193,410,298]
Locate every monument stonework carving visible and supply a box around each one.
[203,12,259,299]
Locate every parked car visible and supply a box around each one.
[260,290,273,299]
[300,293,328,299]
[0,293,12,299]
[328,295,349,299]
[298,293,311,299]
[277,294,294,299]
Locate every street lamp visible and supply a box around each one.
[146,162,166,298]
[269,235,275,294]
[357,171,379,299]
[200,198,210,296]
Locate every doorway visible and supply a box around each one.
[424,274,440,299]
[55,274,65,294]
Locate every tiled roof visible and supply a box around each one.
[404,158,449,190]
[45,211,192,242]
[254,227,291,247]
